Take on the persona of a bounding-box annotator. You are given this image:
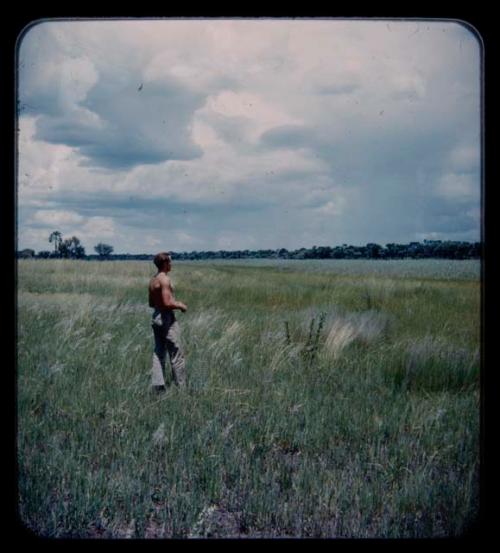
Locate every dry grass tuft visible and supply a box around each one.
[324,310,390,358]
[325,319,359,358]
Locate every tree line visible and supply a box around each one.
[16,231,482,260]
[168,240,482,260]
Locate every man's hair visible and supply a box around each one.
[153,252,171,269]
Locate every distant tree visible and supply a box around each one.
[291,248,307,259]
[18,248,35,259]
[37,250,51,259]
[386,243,406,259]
[331,246,345,259]
[454,241,471,260]
[94,243,114,259]
[316,246,333,259]
[366,243,383,259]
[408,242,424,258]
[470,242,482,258]
[48,231,62,257]
[59,236,86,259]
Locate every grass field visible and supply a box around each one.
[16,258,481,538]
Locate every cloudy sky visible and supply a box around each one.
[17,18,481,254]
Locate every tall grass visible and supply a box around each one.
[17,259,480,538]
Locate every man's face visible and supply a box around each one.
[164,257,172,272]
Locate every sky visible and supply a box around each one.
[17,18,482,254]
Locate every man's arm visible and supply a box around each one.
[161,276,187,312]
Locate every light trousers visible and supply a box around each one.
[151,309,186,388]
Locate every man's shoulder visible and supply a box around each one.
[150,273,169,286]
[157,273,171,285]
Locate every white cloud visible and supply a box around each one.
[17,227,56,252]
[18,116,77,203]
[31,209,84,226]
[174,231,202,248]
[435,172,478,202]
[145,236,162,248]
[466,206,481,224]
[81,217,116,239]
[313,199,346,217]
[203,90,300,140]
[216,231,258,250]
[447,144,481,173]
[415,231,442,241]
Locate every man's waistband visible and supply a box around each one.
[152,308,175,317]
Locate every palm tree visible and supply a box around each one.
[49,231,62,256]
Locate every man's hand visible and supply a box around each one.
[178,302,188,313]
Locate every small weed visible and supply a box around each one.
[283,312,326,366]
[302,312,327,366]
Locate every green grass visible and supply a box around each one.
[17,259,480,538]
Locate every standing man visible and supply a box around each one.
[149,252,188,391]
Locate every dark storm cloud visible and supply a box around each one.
[32,190,269,232]
[201,112,252,146]
[31,76,205,170]
[260,124,316,150]
[18,23,208,170]
[260,122,455,178]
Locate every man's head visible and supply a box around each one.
[154,252,172,273]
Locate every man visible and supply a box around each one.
[149,252,188,391]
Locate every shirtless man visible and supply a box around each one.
[149,252,187,391]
